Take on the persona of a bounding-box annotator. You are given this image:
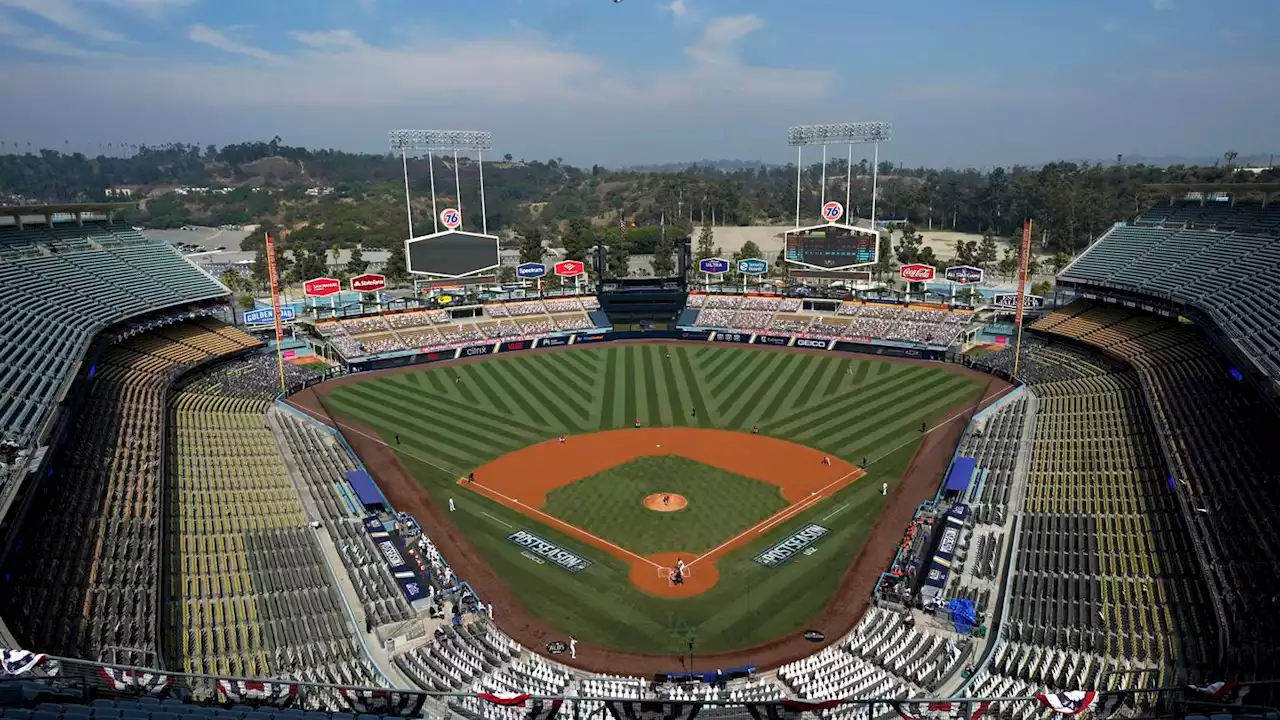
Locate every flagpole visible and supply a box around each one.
[265,232,287,395]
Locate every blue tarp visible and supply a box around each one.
[346,470,386,508]
[947,598,977,634]
[944,456,978,493]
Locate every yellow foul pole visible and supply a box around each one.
[1011,219,1033,378]
[265,232,287,395]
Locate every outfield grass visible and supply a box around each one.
[543,456,789,555]
[323,343,982,654]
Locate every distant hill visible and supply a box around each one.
[617,159,783,173]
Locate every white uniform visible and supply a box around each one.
[449,498,456,511]
[881,483,888,495]
[569,637,577,659]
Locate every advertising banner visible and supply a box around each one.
[710,330,752,343]
[920,504,968,601]
[754,525,830,568]
[507,530,592,573]
[753,334,791,346]
[536,336,571,348]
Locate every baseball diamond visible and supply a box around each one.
[297,342,996,661]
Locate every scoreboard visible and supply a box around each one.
[784,225,878,270]
[406,230,500,278]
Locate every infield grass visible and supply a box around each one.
[322,343,983,654]
[543,456,789,555]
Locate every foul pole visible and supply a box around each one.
[1012,219,1033,378]
[265,232,287,394]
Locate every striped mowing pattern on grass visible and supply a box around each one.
[324,344,979,474]
[322,343,984,654]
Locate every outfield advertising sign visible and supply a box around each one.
[244,306,296,326]
[754,524,830,568]
[794,338,833,350]
[737,258,769,276]
[461,344,492,357]
[711,331,752,343]
[754,334,791,347]
[498,340,532,353]
[536,336,571,348]
[507,530,592,573]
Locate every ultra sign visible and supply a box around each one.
[699,257,730,274]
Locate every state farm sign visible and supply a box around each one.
[303,277,341,297]
[899,264,937,282]
[349,273,386,292]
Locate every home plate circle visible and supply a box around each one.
[643,493,687,512]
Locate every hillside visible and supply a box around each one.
[2,139,1277,259]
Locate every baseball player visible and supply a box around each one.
[449,498,456,511]
[881,482,888,496]
[558,435,566,444]
[822,456,832,466]
[569,637,578,659]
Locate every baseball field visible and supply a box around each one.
[301,342,993,664]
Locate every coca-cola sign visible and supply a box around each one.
[899,264,937,282]
[349,273,386,292]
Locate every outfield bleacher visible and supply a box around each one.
[0,222,228,444]
[1057,222,1280,377]
[689,295,970,347]
[312,298,602,360]
[0,321,258,666]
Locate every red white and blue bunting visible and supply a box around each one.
[476,692,563,720]
[0,650,59,677]
[604,700,703,720]
[892,700,992,720]
[339,689,428,717]
[1036,691,1097,715]
[746,699,844,720]
[216,679,300,707]
[96,667,175,697]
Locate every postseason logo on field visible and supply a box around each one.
[754,524,830,567]
[507,530,592,573]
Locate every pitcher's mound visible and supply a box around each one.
[643,493,687,512]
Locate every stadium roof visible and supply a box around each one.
[0,202,136,217]
[1143,182,1280,199]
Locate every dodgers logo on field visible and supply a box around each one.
[754,524,830,567]
[507,530,592,573]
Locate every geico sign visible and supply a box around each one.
[899,264,936,282]
[795,338,828,349]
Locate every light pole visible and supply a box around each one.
[388,129,493,238]
[787,122,892,227]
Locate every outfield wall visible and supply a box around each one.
[342,329,954,374]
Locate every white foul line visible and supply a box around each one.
[286,398,662,569]
[822,503,851,522]
[482,512,513,529]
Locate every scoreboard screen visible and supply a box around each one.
[784,226,878,270]
[406,231,500,277]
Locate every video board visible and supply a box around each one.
[406,230,500,278]
[784,224,878,271]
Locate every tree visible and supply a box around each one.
[951,238,977,266]
[561,217,594,261]
[997,247,1017,280]
[384,243,409,287]
[976,230,999,269]
[251,247,270,289]
[1048,251,1071,275]
[1031,279,1054,298]
[517,225,545,264]
[220,268,244,293]
[607,230,631,278]
[345,246,368,276]
[651,230,676,277]
[739,240,762,261]
[498,265,517,284]
[695,225,715,260]
[894,224,924,264]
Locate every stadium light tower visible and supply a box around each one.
[787,122,892,228]
[388,129,493,237]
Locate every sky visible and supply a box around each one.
[0,0,1276,168]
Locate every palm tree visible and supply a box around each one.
[1224,150,1239,171]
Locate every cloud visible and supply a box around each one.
[0,0,122,42]
[1152,0,1172,11]
[188,24,278,61]
[661,0,689,19]
[0,13,104,57]
[685,14,764,66]
[96,0,198,16]
[290,29,368,51]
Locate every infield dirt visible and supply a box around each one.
[288,340,1011,674]
[464,428,862,598]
